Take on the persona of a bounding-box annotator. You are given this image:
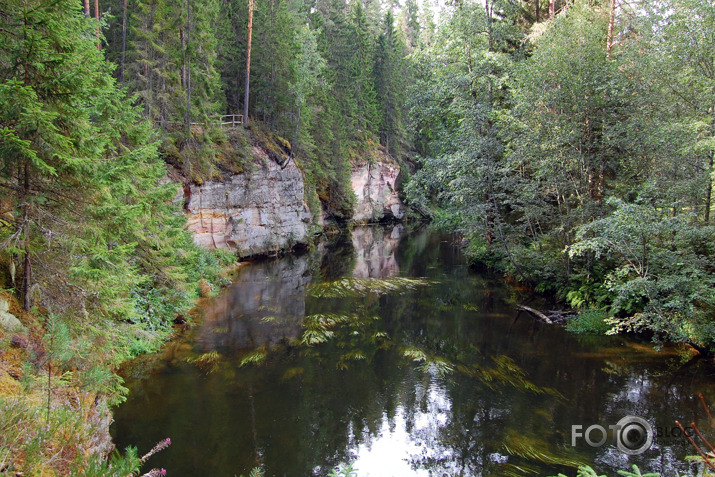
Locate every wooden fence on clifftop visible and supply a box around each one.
[165,114,244,131]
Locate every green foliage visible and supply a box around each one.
[569,198,715,347]
[550,465,605,477]
[0,1,240,471]
[307,277,431,298]
[327,463,358,477]
[407,0,715,352]
[550,464,658,477]
[0,395,141,476]
[566,309,611,335]
[617,465,660,477]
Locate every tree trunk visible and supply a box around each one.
[549,0,554,19]
[184,0,192,132]
[606,0,616,58]
[22,162,31,312]
[120,0,127,82]
[535,0,540,22]
[485,192,494,245]
[706,150,713,223]
[84,0,90,17]
[243,0,254,126]
[94,0,101,50]
[181,28,186,89]
[707,107,715,224]
[292,107,301,157]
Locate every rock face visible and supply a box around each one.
[185,144,406,254]
[186,147,312,255]
[351,157,404,223]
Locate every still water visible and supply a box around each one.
[112,226,715,476]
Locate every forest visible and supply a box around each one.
[0,0,713,473]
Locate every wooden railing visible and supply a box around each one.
[218,114,243,128]
[163,114,243,130]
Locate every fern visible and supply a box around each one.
[307,277,430,298]
[617,465,659,477]
[186,351,222,373]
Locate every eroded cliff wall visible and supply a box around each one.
[185,145,406,256]
[186,147,312,255]
[350,155,404,223]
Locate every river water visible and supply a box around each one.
[112,226,715,476]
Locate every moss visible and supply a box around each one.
[251,125,292,167]
[0,370,21,397]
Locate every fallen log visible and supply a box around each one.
[517,306,576,325]
[517,305,553,324]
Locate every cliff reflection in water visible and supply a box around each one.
[196,254,312,351]
[112,226,715,477]
[196,225,404,351]
[350,225,402,278]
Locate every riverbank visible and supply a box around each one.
[0,120,411,475]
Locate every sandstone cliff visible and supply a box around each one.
[185,143,405,256]
[350,155,404,223]
[186,146,312,255]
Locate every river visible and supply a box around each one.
[112,225,715,476]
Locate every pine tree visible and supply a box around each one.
[0,0,107,310]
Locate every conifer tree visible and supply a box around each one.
[374,9,407,157]
[0,0,210,323]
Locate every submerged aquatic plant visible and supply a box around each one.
[503,433,585,469]
[402,345,563,398]
[402,347,454,375]
[472,356,564,398]
[185,351,221,374]
[327,463,358,477]
[299,310,392,369]
[307,277,431,298]
[301,313,384,346]
[550,464,658,477]
[239,349,268,368]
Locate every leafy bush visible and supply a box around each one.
[565,309,611,334]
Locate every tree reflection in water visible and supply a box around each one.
[112,226,715,477]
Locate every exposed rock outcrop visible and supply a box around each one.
[186,146,312,256]
[185,140,406,255]
[351,155,404,223]
[0,299,25,333]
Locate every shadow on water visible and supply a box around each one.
[112,225,715,477]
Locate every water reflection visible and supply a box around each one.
[196,254,312,351]
[112,226,715,477]
[351,225,402,278]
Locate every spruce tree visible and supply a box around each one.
[374,9,407,157]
